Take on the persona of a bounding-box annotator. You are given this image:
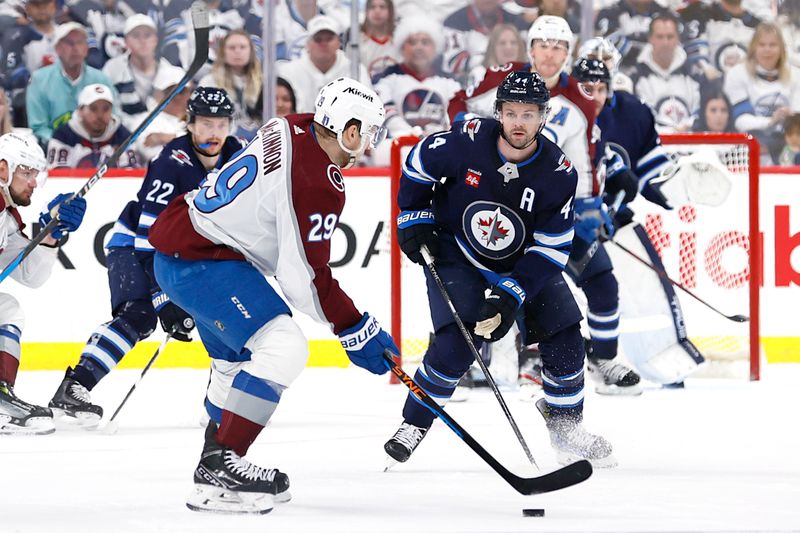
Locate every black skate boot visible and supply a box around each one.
[187,421,291,514]
[0,381,55,435]
[587,357,642,396]
[384,422,428,470]
[49,368,103,428]
[536,398,616,468]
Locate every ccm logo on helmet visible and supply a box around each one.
[343,86,374,102]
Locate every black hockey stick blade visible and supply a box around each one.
[0,1,210,285]
[384,352,592,495]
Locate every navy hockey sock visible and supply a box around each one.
[401,360,462,429]
[75,318,139,389]
[581,271,619,360]
[538,326,585,420]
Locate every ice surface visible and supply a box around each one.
[2,365,799,533]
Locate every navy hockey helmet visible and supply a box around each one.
[573,57,611,86]
[187,87,235,122]
[494,71,550,117]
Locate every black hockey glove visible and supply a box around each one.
[397,209,439,265]
[605,150,639,204]
[474,278,525,342]
[152,291,195,342]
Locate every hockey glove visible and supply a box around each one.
[604,151,638,204]
[338,313,397,375]
[39,193,87,240]
[474,278,525,342]
[152,291,195,342]
[574,197,615,244]
[397,209,438,265]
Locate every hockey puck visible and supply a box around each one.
[522,508,545,517]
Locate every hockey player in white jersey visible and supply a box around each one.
[0,132,87,435]
[148,77,399,514]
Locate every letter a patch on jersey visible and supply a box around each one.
[465,169,481,188]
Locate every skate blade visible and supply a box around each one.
[383,455,400,472]
[51,409,102,430]
[0,415,55,435]
[274,490,291,504]
[594,383,643,396]
[556,450,618,469]
[186,484,274,514]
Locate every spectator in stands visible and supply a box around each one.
[46,83,138,169]
[134,64,191,163]
[360,0,400,79]
[536,0,581,33]
[27,22,118,146]
[275,77,296,117]
[595,0,672,74]
[0,0,26,32]
[277,15,370,113]
[778,113,800,166]
[778,0,800,71]
[66,0,128,67]
[199,29,262,140]
[468,22,527,85]
[678,0,761,81]
[0,90,12,135]
[373,16,459,139]
[724,22,799,164]
[633,13,700,133]
[441,0,527,82]
[693,88,734,133]
[258,0,322,61]
[103,14,175,131]
[0,0,58,127]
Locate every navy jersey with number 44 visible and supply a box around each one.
[400,118,578,299]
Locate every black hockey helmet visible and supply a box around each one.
[187,87,235,122]
[573,57,611,86]
[494,71,550,117]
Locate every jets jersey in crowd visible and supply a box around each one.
[632,45,700,133]
[596,91,671,208]
[594,0,672,68]
[372,64,462,137]
[46,114,139,169]
[449,63,598,198]
[102,55,178,130]
[105,133,245,259]
[441,6,527,80]
[360,34,400,79]
[0,24,56,93]
[677,1,760,76]
[400,118,578,299]
[149,114,366,334]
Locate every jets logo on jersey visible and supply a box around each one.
[555,154,573,173]
[715,42,747,72]
[170,149,193,167]
[754,92,789,118]
[462,119,482,141]
[654,96,692,129]
[402,89,446,128]
[465,169,481,188]
[327,165,345,193]
[463,201,525,260]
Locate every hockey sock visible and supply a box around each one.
[0,324,21,386]
[582,271,620,360]
[402,360,462,429]
[538,326,585,420]
[217,371,285,456]
[74,318,139,390]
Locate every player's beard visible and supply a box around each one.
[502,126,537,150]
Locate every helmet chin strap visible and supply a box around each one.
[337,132,370,170]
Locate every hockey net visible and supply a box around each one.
[389,133,761,381]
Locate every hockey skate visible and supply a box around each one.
[49,368,103,428]
[0,381,55,435]
[535,398,617,468]
[587,356,642,396]
[187,422,291,514]
[384,422,428,470]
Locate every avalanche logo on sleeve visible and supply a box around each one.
[462,201,525,260]
[326,164,345,192]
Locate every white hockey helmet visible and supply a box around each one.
[578,37,622,74]
[0,132,47,193]
[313,77,386,169]
[526,16,573,78]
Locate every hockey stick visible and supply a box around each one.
[420,246,539,470]
[609,239,749,323]
[0,1,210,285]
[103,332,172,435]
[384,351,592,495]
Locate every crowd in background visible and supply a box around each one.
[0,0,799,167]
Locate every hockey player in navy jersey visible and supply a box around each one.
[384,71,615,469]
[147,77,399,513]
[48,88,243,427]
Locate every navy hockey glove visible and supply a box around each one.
[397,209,438,265]
[338,313,397,375]
[474,278,525,342]
[39,193,87,240]
[152,291,195,342]
[604,151,638,204]
[574,197,615,243]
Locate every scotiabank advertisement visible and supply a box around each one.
[7,168,799,371]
